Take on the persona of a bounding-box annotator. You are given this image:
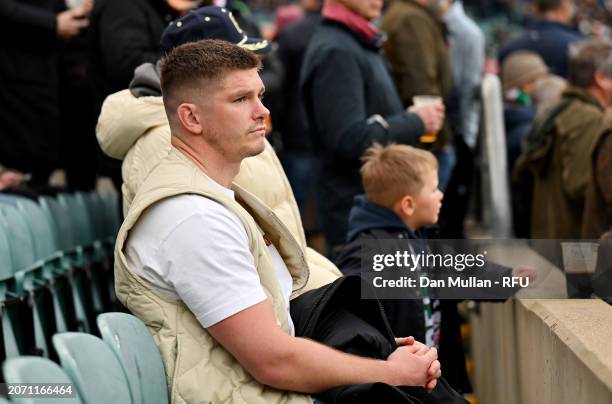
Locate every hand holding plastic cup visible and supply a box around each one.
[412,95,443,144]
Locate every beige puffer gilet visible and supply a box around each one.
[115,148,315,404]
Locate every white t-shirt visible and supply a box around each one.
[124,179,295,335]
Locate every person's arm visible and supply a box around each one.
[208,300,440,393]
[154,200,440,393]
[304,48,425,161]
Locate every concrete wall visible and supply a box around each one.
[470,299,612,403]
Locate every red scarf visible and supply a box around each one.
[322,2,378,41]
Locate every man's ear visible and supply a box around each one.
[176,103,202,136]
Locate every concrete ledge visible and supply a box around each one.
[471,299,612,404]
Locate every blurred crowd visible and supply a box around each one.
[0,0,611,246]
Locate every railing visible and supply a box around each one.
[480,74,513,239]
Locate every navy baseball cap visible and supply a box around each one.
[161,6,271,54]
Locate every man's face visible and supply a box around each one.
[560,0,576,23]
[411,169,444,228]
[197,68,269,163]
[337,0,383,21]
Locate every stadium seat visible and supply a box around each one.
[16,198,58,262]
[0,204,37,271]
[15,198,70,335]
[0,204,47,357]
[57,193,94,250]
[39,196,94,333]
[57,193,105,318]
[3,356,82,403]
[79,191,117,310]
[52,332,132,404]
[38,196,76,255]
[0,215,19,359]
[97,313,169,404]
[100,192,120,242]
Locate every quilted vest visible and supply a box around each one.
[115,148,313,404]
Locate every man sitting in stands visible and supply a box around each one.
[115,39,442,403]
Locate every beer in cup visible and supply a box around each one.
[412,95,443,144]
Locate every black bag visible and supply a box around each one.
[290,275,468,404]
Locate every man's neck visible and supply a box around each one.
[171,135,240,189]
[542,11,570,25]
[587,86,608,109]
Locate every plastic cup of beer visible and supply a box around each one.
[561,242,599,298]
[413,95,442,144]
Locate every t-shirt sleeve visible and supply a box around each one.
[155,204,268,328]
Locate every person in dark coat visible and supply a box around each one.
[58,0,99,191]
[276,0,321,212]
[89,0,182,104]
[0,0,90,185]
[89,0,181,193]
[498,0,582,78]
[300,0,445,256]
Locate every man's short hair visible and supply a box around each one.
[568,39,612,88]
[160,39,261,121]
[535,0,564,13]
[360,143,438,209]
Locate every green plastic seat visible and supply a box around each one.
[82,192,108,252]
[16,198,58,261]
[0,204,50,358]
[52,332,132,404]
[0,215,19,359]
[57,194,104,319]
[39,196,95,333]
[78,191,115,311]
[0,204,37,272]
[3,356,82,403]
[57,194,94,250]
[100,192,120,241]
[86,192,118,307]
[15,198,70,336]
[39,196,76,254]
[97,313,169,404]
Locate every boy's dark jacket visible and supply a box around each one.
[335,195,473,393]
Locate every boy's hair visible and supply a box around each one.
[160,39,260,124]
[360,143,438,209]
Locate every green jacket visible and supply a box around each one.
[382,0,452,147]
[517,86,605,239]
